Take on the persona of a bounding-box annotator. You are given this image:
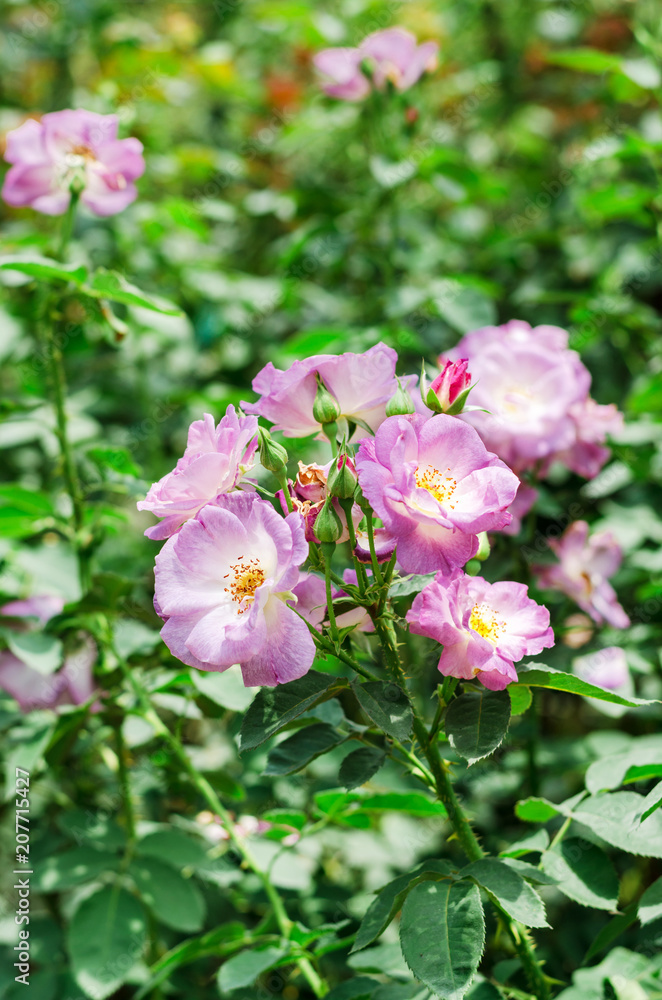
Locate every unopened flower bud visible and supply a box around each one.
[314,498,343,543]
[327,454,358,500]
[258,427,288,473]
[385,378,415,417]
[424,358,472,415]
[312,375,341,425]
[475,531,490,562]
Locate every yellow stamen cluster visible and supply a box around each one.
[224,557,265,614]
[415,464,458,507]
[469,603,506,644]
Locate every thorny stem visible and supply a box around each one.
[115,652,327,998]
[371,616,551,1000]
[322,542,340,645]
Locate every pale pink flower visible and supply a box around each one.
[314,28,438,101]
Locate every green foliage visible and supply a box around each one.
[67,887,147,999]
[445,689,511,765]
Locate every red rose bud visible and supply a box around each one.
[327,454,358,500]
[426,358,472,415]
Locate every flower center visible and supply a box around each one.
[224,557,265,614]
[415,464,457,507]
[469,603,506,644]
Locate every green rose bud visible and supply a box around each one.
[385,377,415,417]
[312,374,341,425]
[326,454,358,500]
[314,498,343,543]
[257,427,288,473]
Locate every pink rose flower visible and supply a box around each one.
[355,413,519,574]
[2,110,145,216]
[244,343,408,441]
[407,571,554,690]
[314,28,438,101]
[334,569,375,633]
[138,406,258,540]
[426,358,472,414]
[533,520,629,629]
[446,320,621,478]
[0,597,98,712]
[154,493,315,687]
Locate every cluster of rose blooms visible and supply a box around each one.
[0,32,630,708]
[136,326,629,693]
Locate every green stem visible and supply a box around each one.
[364,509,383,583]
[372,617,551,1000]
[339,498,369,593]
[57,189,79,261]
[276,470,294,513]
[114,717,136,844]
[321,542,340,645]
[115,653,327,998]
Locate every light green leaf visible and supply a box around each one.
[191,665,254,712]
[508,685,532,716]
[358,791,447,817]
[3,630,62,676]
[0,254,87,285]
[400,880,485,1000]
[339,746,386,791]
[68,887,147,1000]
[34,847,119,892]
[638,877,662,925]
[352,860,452,953]
[217,945,288,992]
[541,839,619,910]
[264,723,345,776]
[460,858,549,928]
[500,829,550,857]
[445,689,511,765]
[544,48,621,74]
[639,781,662,823]
[517,663,658,707]
[129,857,206,932]
[572,792,662,857]
[239,670,347,751]
[515,797,563,823]
[352,681,413,742]
[82,268,181,315]
[585,737,662,793]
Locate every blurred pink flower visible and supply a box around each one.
[154,493,315,687]
[407,571,554,690]
[533,520,629,629]
[2,110,144,216]
[356,413,519,574]
[138,406,258,540]
[314,28,438,101]
[0,597,98,713]
[573,646,630,692]
[446,320,621,478]
[244,343,407,441]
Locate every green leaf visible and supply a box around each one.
[500,858,558,885]
[585,737,662,793]
[82,268,181,314]
[34,847,119,892]
[541,839,619,910]
[136,828,209,868]
[0,254,87,285]
[264,723,345,776]
[57,808,126,850]
[639,781,662,823]
[339,747,386,790]
[508,685,532,716]
[388,573,435,599]
[129,857,206,932]
[500,829,550,858]
[358,791,447,817]
[571,792,662,857]
[584,902,638,963]
[460,858,549,928]
[515,797,563,823]
[217,945,288,992]
[191,666,254,712]
[445,689,511,765]
[325,980,378,1000]
[400,880,485,1000]
[87,447,140,477]
[544,48,621,74]
[2,630,63,676]
[353,860,452,953]
[638,877,662,925]
[517,663,658,708]
[68,886,147,1000]
[352,681,413,742]
[0,485,54,516]
[239,670,346,751]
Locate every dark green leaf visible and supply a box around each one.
[353,860,452,953]
[325,979,379,1000]
[239,670,346,751]
[541,839,619,910]
[217,945,288,992]
[68,887,147,1000]
[460,858,549,928]
[500,857,558,885]
[339,747,386,790]
[388,574,435,599]
[584,902,638,963]
[500,829,550,857]
[445,689,511,765]
[136,828,209,868]
[639,877,662,925]
[352,681,413,741]
[264,723,345,776]
[129,857,206,932]
[400,880,485,1000]
[517,663,658,708]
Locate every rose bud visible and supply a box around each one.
[423,358,472,415]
